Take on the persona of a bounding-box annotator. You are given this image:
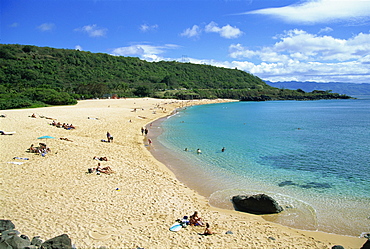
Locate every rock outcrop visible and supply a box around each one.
[0,220,72,249]
[232,193,283,214]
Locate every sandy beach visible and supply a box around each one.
[0,98,366,249]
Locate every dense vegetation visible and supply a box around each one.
[0,44,350,110]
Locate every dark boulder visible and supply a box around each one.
[4,234,31,249]
[361,239,370,249]
[232,193,283,214]
[40,234,72,249]
[31,236,44,247]
[332,246,345,249]
[0,220,15,233]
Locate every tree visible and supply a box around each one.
[133,85,151,97]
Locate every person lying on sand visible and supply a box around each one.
[96,163,114,174]
[93,156,108,161]
[62,123,75,130]
[27,144,38,153]
[60,137,73,142]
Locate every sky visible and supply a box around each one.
[1,0,370,83]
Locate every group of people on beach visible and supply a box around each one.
[178,211,215,235]
[29,113,75,131]
[87,154,113,174]
[50,120,75,130]
[141,127,149,136]
[28,143,51,156]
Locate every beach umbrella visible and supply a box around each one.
[37,135,55,139]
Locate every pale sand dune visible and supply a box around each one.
[0,98,366,248]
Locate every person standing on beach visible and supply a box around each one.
[144,128,149,135]
[106,132,112,143]
[141,127,144,135]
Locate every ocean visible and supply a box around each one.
[148,96,370,237]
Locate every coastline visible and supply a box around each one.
[146,100,370,238]
[0,98,366,249]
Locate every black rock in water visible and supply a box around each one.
[232,193,283,214]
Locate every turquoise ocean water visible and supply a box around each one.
[149,97,370,237]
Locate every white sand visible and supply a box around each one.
[0,98,366,248]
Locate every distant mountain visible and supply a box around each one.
[265,81,370,96]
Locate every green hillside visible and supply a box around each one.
[0,44,350,109]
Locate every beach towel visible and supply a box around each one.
[7,162,25,165]
[13,157,29,160]
[0,131,16,135]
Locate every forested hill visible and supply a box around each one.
[0,44,350,110]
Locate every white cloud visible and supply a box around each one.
[140,24,158,32]
[37,23,55,31]
[75,24,107,37]
[224,30,370,83]
[205,21,243,39]
[180,25,201,38]
[112,45,145,56]
[246,0,370,24]
[318,27,333,34]
[228,44,258,59]
[230,29,370,62]
[75,45,83,51]
[111,44,180,61]
[209,59,370,83]
[181,22,243,39]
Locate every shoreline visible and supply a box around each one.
[144,101,368,238]
[1,98,366,248]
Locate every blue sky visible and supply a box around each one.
[1,0,370,83]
